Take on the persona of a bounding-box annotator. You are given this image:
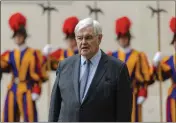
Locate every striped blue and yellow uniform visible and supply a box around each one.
[1,47,48,122]
[108,49,153,122]
[154,55,176,122]
[49,48,78,70]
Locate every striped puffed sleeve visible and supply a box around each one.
[0,50,11,71]
[154,56,172,81]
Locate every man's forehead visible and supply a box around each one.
[76,27,94,36]
[76,32,94,37]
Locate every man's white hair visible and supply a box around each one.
[74,17,102,35]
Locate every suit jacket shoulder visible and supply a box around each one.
[56,54,79,75]
[107,55,125,71]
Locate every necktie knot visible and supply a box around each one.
[84,59,91,65]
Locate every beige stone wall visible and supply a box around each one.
[1,1,174,122]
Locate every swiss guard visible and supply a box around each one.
[42,16,79,70]
[152,17,176,122]
[108,16,154,122]
[1,12,48,122]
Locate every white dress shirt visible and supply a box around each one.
[80,49,102,100]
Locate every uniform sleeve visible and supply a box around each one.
[135,54,145,83]
[0,50,11,72]
[34,50,49,82]
[29,49,49,94]
[134,52,155,98]
[154,56,171,81]
[139,52,155,85]
[44,49,64,71]
[50,58,60,71]
[29,52,41,82]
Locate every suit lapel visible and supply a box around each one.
[72,55,81,104]
[82,51,108,105]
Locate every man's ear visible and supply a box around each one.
[98,34,103,44]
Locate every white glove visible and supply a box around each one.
[137,96,146,104]
[153,52,163,67]
[31,93,40,101]
[42,44,52,56]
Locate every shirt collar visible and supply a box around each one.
[81,49,102,66]
[119,46,132,54]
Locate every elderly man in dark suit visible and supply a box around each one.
[48,17,132,122]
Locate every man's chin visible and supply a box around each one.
[81,51,90,57]
[81,53,88,56]
[120,45,128,48]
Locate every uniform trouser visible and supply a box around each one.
[166,96,176,122]
[1,88,38,122]
[131,92,142,122]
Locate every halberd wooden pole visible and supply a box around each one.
[156,1,163,122]
[46,0,52,110]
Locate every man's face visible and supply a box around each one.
[14,34,25,46]
[119,36,129,48]
[76,26,102,59]
[65,38,77,50]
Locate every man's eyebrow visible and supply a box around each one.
[77,33,94,37]
[84,34,94,36]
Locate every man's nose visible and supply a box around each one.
[82,38,87,44]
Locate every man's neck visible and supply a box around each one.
[119,46,132,54]
[81,49,101,66]
[17,43,27,51]
[82,49,100,60]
